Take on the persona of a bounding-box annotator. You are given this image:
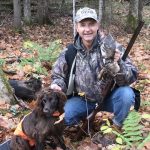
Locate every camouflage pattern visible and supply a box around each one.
[51,33,138,103]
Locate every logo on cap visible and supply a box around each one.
[75,7,98,22]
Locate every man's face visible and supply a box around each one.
[76,18,99,44]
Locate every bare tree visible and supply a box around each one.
[59,0,66,15]
[126,0,143,33]
[99,0,104,22]
[73,0,76,37]
[23,0,31,24]
[37,0,49,24]
[100,0,112,32]
[13,0,22,29]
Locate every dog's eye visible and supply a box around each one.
[42,98,47,104]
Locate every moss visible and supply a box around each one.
[0,66,16,104]
[126,14,138,33]
[23,18,32,26]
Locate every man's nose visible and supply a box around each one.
[84,25,91,31]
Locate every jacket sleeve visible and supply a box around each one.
[115,58,138,86]
[115,44,138,86]
[51,48,68,92]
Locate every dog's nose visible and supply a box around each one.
[43,108,50,113]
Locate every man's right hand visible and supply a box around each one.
[50,84,62,91]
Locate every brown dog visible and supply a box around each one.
[9,88,68,150]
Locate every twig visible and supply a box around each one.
[13,94,31,110]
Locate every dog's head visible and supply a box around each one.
[36,88,67,117]
[25,77,42,92]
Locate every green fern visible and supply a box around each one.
[0,58,5,65]
[122,111,143,147]
[20,39,62,75]
[100,111,149,149]
[23,39,62,63]
[137,133,150,149]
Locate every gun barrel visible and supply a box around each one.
[122,21,144,61]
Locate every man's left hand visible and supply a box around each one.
[114,49,121,62]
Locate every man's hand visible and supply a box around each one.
[50,84,62,91]
[114,49,121,62]
[104,49,121,76]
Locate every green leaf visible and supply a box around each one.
[142,113,150,119]
[116,137,123,145]
[102,118,111,126]
[103,128,112,134]
[106,119,111,126]
[123,118,141,125]
[127,136,143,142]
[137,133,150,149]
[111,145,123,150]
[100,125,109,131]
[123,131,142,137]
[122,125,143,131]
[123,122,139,127]
[24,41,34,48]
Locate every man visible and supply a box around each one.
[50,7,138,129]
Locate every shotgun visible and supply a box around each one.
[76,21,144,139]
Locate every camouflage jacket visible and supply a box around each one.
[51,33,138,103]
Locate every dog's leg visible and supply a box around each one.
[10,136,31,150]
[35,142,44,150]
[35,134,45,150]
[55,135,69,150]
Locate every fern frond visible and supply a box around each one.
[118,111,143,147]
[127,136,143,142]
[122,125,143,131]
[137,133,150,149]
[22,40,62,75]
[122,122,141,129]
[123,131,143,137]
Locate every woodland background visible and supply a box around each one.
[0,0,150,149]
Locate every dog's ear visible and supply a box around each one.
[36,89,47,112]
[55,90,67,114]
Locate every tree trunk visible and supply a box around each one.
[126,0,143,33]
[37,0,49,24]
[59,0,66,15]
[73,0,76,37]
[23,0,31,24]
[100,0,112,32]
[99,0,104,22]
[0,67,16,105]
[138,0,143,22]
[13,0,22,29]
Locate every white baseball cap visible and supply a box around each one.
[75,7,98,22]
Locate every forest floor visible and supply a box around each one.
[0,4,150,150]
